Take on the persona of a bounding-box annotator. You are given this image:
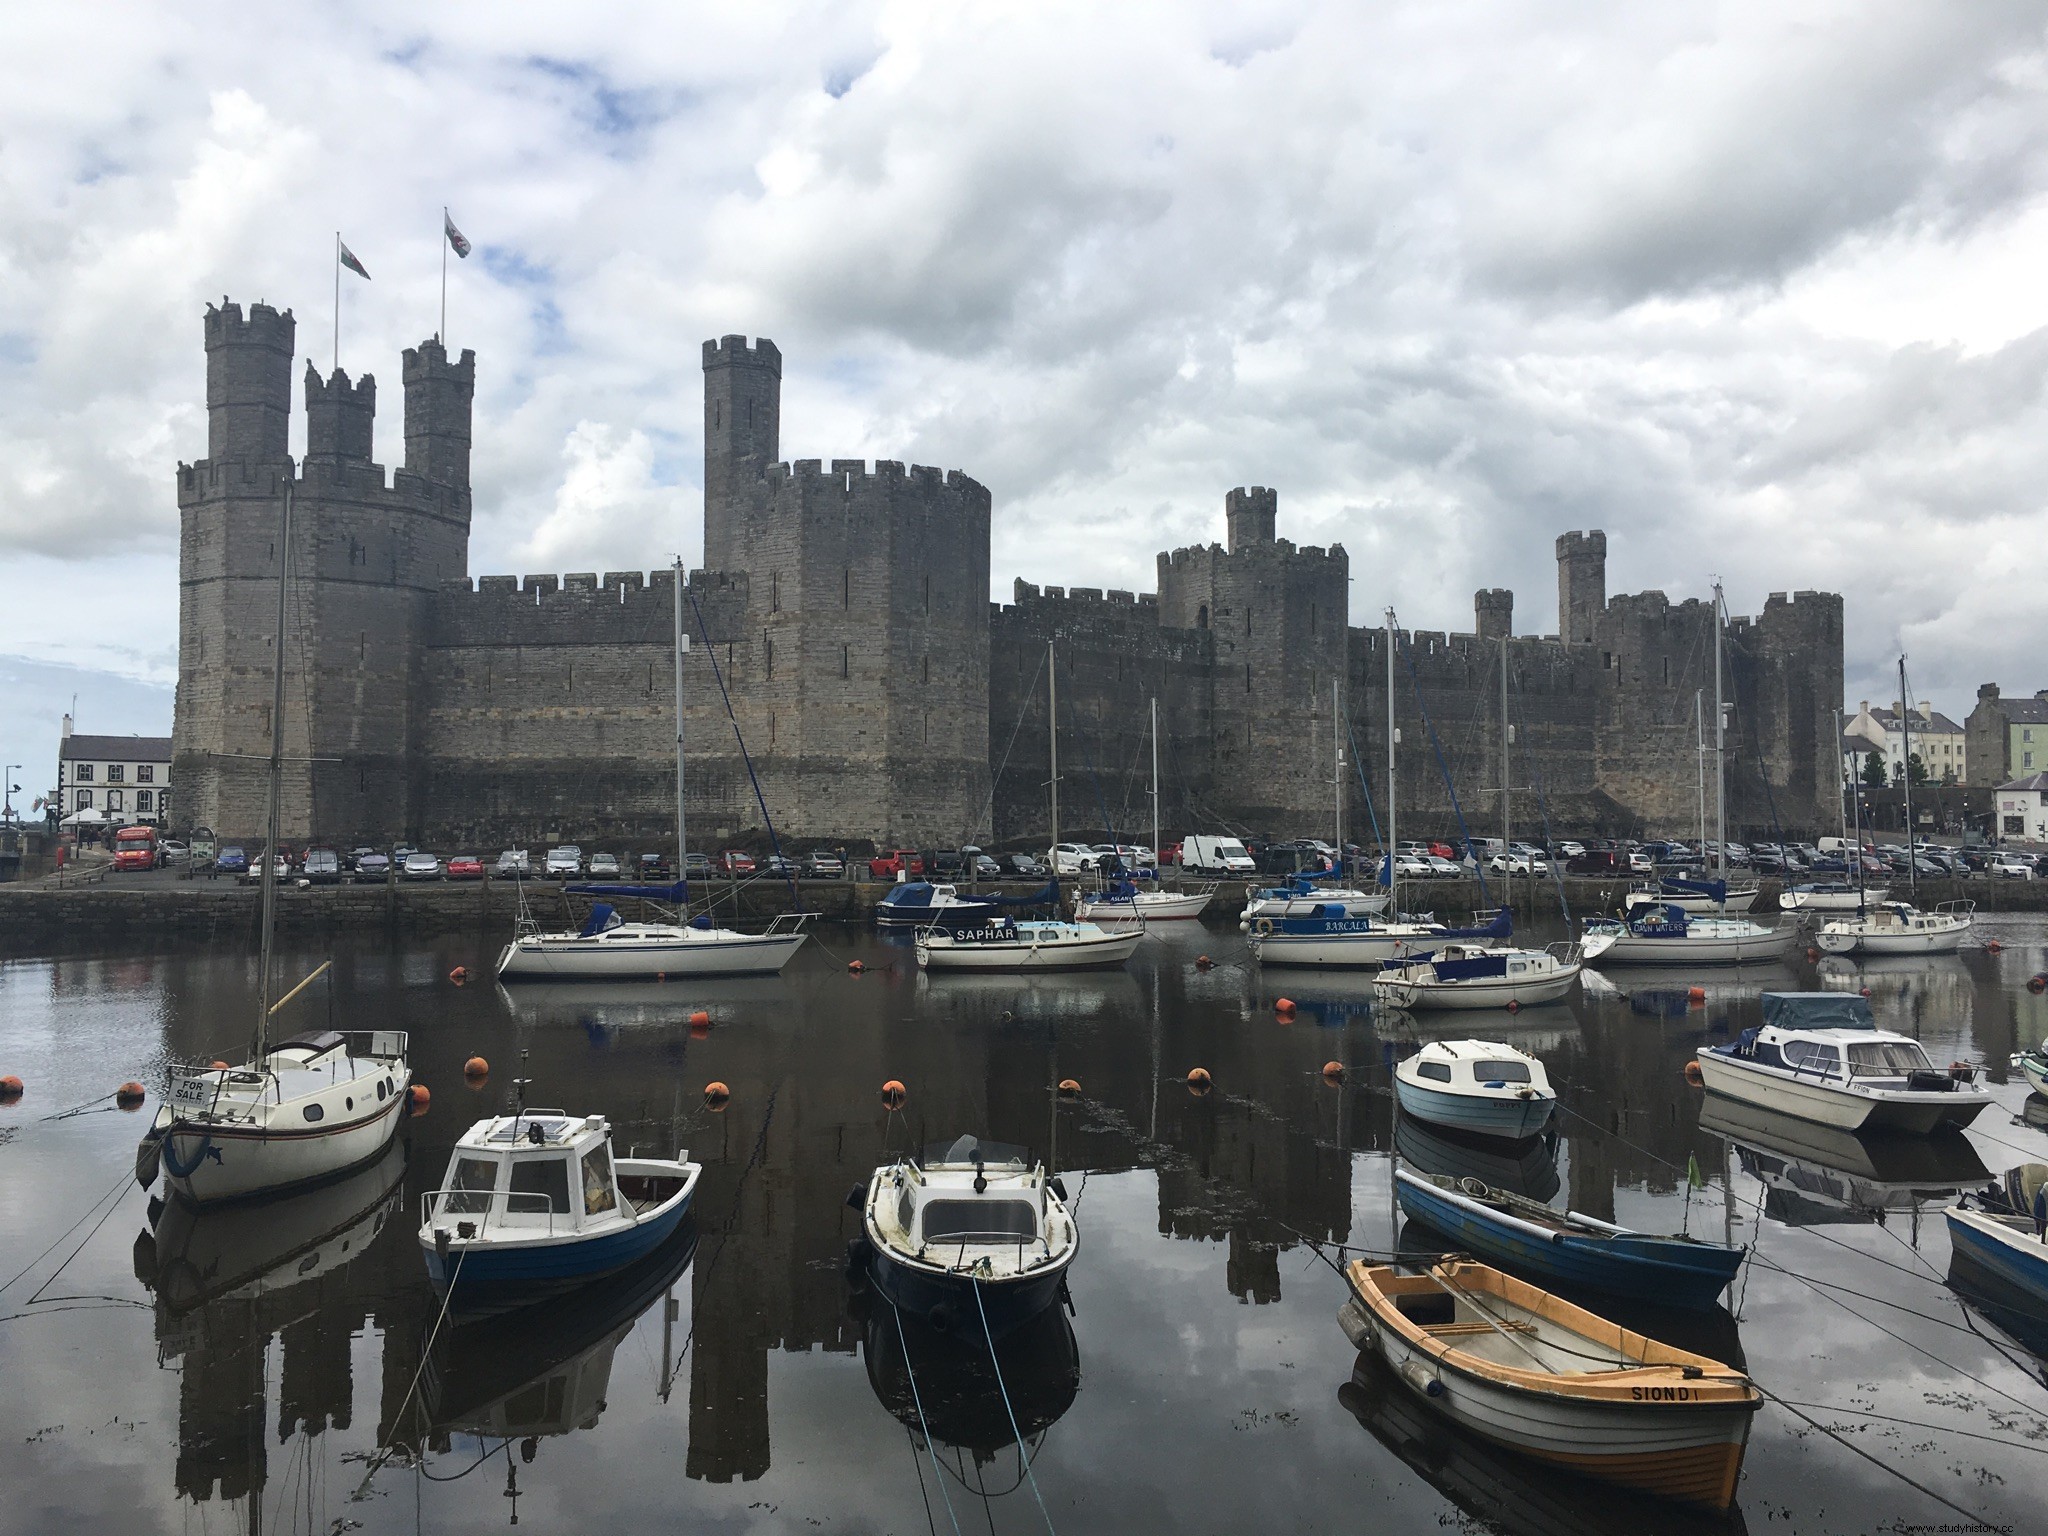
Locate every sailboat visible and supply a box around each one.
[1238,678,1390,926]
[1075,696,1214,922]
[1582,584,1796,968]
[137,480,413,1206]
[497,558,812,980]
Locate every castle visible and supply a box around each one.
[174,305,1844,848]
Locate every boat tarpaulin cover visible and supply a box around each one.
[993,878,1062,908]
[1761,992,1877,1031]
[1432,952,1510,981]
[1664,876,1728,903]
[1436,907,1513,941]
[566,880,691,902]
[577,903,620,938]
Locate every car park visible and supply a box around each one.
[589,852,621,878]
[216,846,249,874]
[638,852,673,879]
[447,854,484,880]
[403,852,443,881]
[496,849,531,876]
[760,853,796,878]
[802,851,845,879]
[302,847,342,884]
[683,852,714,878]
[545,846,583,879]
[354,850,390,880]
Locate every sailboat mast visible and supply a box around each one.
[1696,690,1707,856]
[673,556,688,882]
[1048,641,1059,862]
[1385,610,1397,913]
[1713,583,1727,883]
[1150,694,1160,868]
[1900,656,1915,903]
[254,479,293,1057]
[1332,677,1342,875]
[1500,636,1510,899]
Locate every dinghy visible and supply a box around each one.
[1394,1040,1556,1138]
[1393,1168,1744,1310]
[851,1136,1077,1337]
[1373,944,1582,1011]
[1339,1258,1760,1509]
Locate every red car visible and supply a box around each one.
[716,850,756,875]
[446,854,485,881]
[869,848,925,879]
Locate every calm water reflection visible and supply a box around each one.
[3,914,2047,1533]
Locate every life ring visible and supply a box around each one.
[1254,917,1274,936]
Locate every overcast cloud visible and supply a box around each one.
[4,1,2048,789]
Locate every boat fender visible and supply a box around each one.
[408,1084,431,1114]
[1986,939,2003,953]
[1050,1176,1069,1203]
[846,1182,867,1212]
[848,959,865,974]
[1254,918,1274,936]
[1683,1060,1705,1088]
[1397,1357,1445,1399]
[448,966,468,985]
[1505,1000,1520,1014]
[134,1127,164,1189]
[1274,997,1296,1017]
[2030,972,2046,995]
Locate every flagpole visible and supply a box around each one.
[333,230,341,373]
[440,207,448,344]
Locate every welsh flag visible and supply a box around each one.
[444,211,471,258]
[339,239,370,280]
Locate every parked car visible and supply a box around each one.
[639,852,674,879]
[1421,854,1463,878]
[971,853,1002,878]
[760,853,796,878]
[447,854,485,881]
[496,849,531,876]
[802,851,845,879]
[927,849,968,878]
[1992,854,2034,879]
[354,850,390,880]
[869,848,925,879]
[302,847,342,884]
[1565,850,1629,876]
[403,852,443,881]
[242,851,290,885]
[1627,850,1654,874]
[716,850,756,876]
[1391,853,1431,879]
[544,846,583,879]
[159,838,190,864]
[1048,843,1098,875]
[589,852,622,878]
[683,852,715,878]
[215,845,249,875]
[1002,851,1047,878]
[1487,852,1549,876]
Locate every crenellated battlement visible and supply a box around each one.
[702,334,783,374]
[203,299,295,353]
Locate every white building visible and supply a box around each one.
[1995,772,2048,843]
[1843,699,1966,784]
[56,717,173,825]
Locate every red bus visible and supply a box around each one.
[112,824,160,871]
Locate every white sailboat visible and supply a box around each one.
[497,558,811,980]
[1075,696,1214,922]
[138,480,412,1206]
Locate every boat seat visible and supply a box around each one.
[1423,1319,1538,1338]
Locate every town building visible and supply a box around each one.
[1965,685,2048,787]
[172,303,1846,849]
[1841,720,1887,785]
[1842,699,1966,784]
[1994,772,2048,842]
[57,716,173,824]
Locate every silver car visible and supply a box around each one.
[545,845,583,879]
[403,851,443,881]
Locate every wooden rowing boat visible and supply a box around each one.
[1340,1258,1760,1510]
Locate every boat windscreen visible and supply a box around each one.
[923,1135,1029,1168]
[921,1198,1039,1241]
[1845,1039,1932,1077]
[1471,1060,1533,1084]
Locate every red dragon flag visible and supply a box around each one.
[338,239,370,280]
[444,211,471,258]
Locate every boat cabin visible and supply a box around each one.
[429,1113,642,1236]
[1721,1024,1959,1092]
[876,1137,1054,1255]
[1403,1039,1553,1095]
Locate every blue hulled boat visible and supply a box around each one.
[1945,1163,2048,1336]
[874,882,1000,929]
[1393,1039,1556,1137]
[1395,1167,1745,1310]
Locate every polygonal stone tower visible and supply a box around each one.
[1556,529,1606,644]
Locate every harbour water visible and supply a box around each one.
[2,915,2045,1534]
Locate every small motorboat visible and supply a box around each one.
[915,917,1143,972]
[1074,876,1213,922]
[875,881,1000,929]
[497,897,811,979]
[1373,944,1582,1012]
[1691,992,1990,1135]
[1339,1258,1761,1510]
[1813,900,1973,956]
[1238,876,1389,930]
[1249,907,1512,969]
[2014,1038,2048,1099]
[1580,901,1799,967]
[1626,876,1760,915]
[1780,881,1889,913]
[1944,1164,2048,1333]
[851,1135,1077,1337]
[1393,1168,1744,1310]
[419,1109,700,1315]
[1394,1040,1555,1138]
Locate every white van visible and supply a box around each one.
[1816,836,1851,857]
[1181,835,1256,875]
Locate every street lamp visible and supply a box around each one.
[2,766,17,825]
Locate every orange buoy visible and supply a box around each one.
[449,966,469,985]
[1186,1066,1212,1095]
[408,1083,431,1115]
[1505,999,1521,1014]
[1194,954,1214,971]
[1321,1061,1345,1083]
[1987,940,2004,954]
[0,1074,20,1102]
[1687,986,1707,1005]
[463,1056,489,1081]
[209,1060,231,1071]
[690,1017,711,1039]
[1683,1060,1705,1088]
[116,1082,147,1110]
[848,959,866,974]
[881,1079,908,1110]
[1805,947,1820,962]
[1058,1078,1082,1097]
[704,1081,730,1110]
[2029,973,2047,995]
[1274,997,1296,1015]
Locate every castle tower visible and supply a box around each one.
[1226,486,1277,552]
[1556,529,1606,644]
[205,299,294,464]
[1475,588,1513,643]
[403,338,474,492]
[702,336,782,571]
[303,364,375,465]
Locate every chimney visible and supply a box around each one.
[61,713,72,740]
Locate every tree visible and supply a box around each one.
[1861,750,1888,788]
[1906,752,1930,786]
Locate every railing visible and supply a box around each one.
[1544,941,1583,966]
[419,1187,564,1237]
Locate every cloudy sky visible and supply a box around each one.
[4,1,2047,795]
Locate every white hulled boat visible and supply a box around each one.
[1627,878,1760,915]
[1373,944,1582,1012]
[2009,1038,2047,1099]
[1239,876,1389,929]
[1249,906,1513,969]
[1075,878,1214,923]
[1580,897,1797,967]
[1813,900,1972,956]
[917,917,1143,972]
[1394,1040,1556,1137]
[1780,881,1888,912]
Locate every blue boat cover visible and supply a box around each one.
[1626,903,1690,937]
[578,903,620,938]
[1434,907,1513,941]
[1433,952,1510,981]
[567,879,691,902]
[993,878,1062,908]
[877,882,941,908]
[1761,992,1876,1031]
[1663,875,1727,903]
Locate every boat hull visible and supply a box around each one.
[1944,1208,2048,1303]
[1781,887,1888,912]
[161,1084,409,1206]
[1395,1078,1556,1138]
[1251,933,1448,968]
[2018,1051,2048,1099]
[916,930,1143,971]
[1375,966,1580,1011]
[875,899,998,928]
[422,1185,695,1315]
[1076,890,1212,921]
[866,1244,1070,1338]
[497,930,806,979]
[1693,1055,1989,1134]
[1582,926,1799,966]
[1814,920,1969,955]
[1393,1171,1741,1310]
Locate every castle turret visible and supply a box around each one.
[402,337,474,491]
[1226,486,1278,552]
[204,300,294,464]
[304,364,375,464]
[702,336,782,570]
[1475,588,1513,643]
[1556,529,1606,644]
